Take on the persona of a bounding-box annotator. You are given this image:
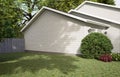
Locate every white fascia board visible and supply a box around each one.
[55,8,109,27]
[79,11,120,25]
[43,6,87,22]
[69,10,110,28]
[68,9,74,13]
[21,6,109,32]
[21,6,88,32]
[69,10,120,25]
[20,7,46,32]
[74,1,87,10]
[74,1,120,11]
[87,20,110,29]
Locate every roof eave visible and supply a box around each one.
[69,10,120,25]
[20,6,46,32]
[20,6,87,32]
[87,20,110,29]
[21,6,109,32]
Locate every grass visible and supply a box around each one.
[0,52,120,77]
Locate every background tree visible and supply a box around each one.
[41,0,84,12]
[95,0,115,5]
[16,0,42,25]
[0,0,23,41]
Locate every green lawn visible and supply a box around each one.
[0,52,120,77]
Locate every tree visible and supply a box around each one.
[96,0,115,5]
[16,0,42,25]
[0,0,23,41]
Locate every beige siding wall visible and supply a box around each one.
[106,24,120,53]
[76,3,120,23]
[24,9,120,54]
[24,10,90,54]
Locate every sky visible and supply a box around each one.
[115,0,120,7]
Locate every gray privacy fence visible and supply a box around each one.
[0,38,24,53]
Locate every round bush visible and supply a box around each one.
[80,32,113,59]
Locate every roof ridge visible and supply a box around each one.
[75,1,120,11]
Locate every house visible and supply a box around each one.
[21,1,120,54]
[69,1,120,53]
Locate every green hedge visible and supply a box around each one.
[111,53,120,61]
[80,32,113,59]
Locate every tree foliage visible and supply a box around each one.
[95,0,115,5]
[41,0,84,12]
[0,0,23,41]
[16,0,42,25]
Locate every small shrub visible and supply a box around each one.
[111,53,120,61]
[99,54,112,62]
[80,32,113,59]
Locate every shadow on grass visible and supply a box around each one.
[0,52,78,75]
[0,52,32,62]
